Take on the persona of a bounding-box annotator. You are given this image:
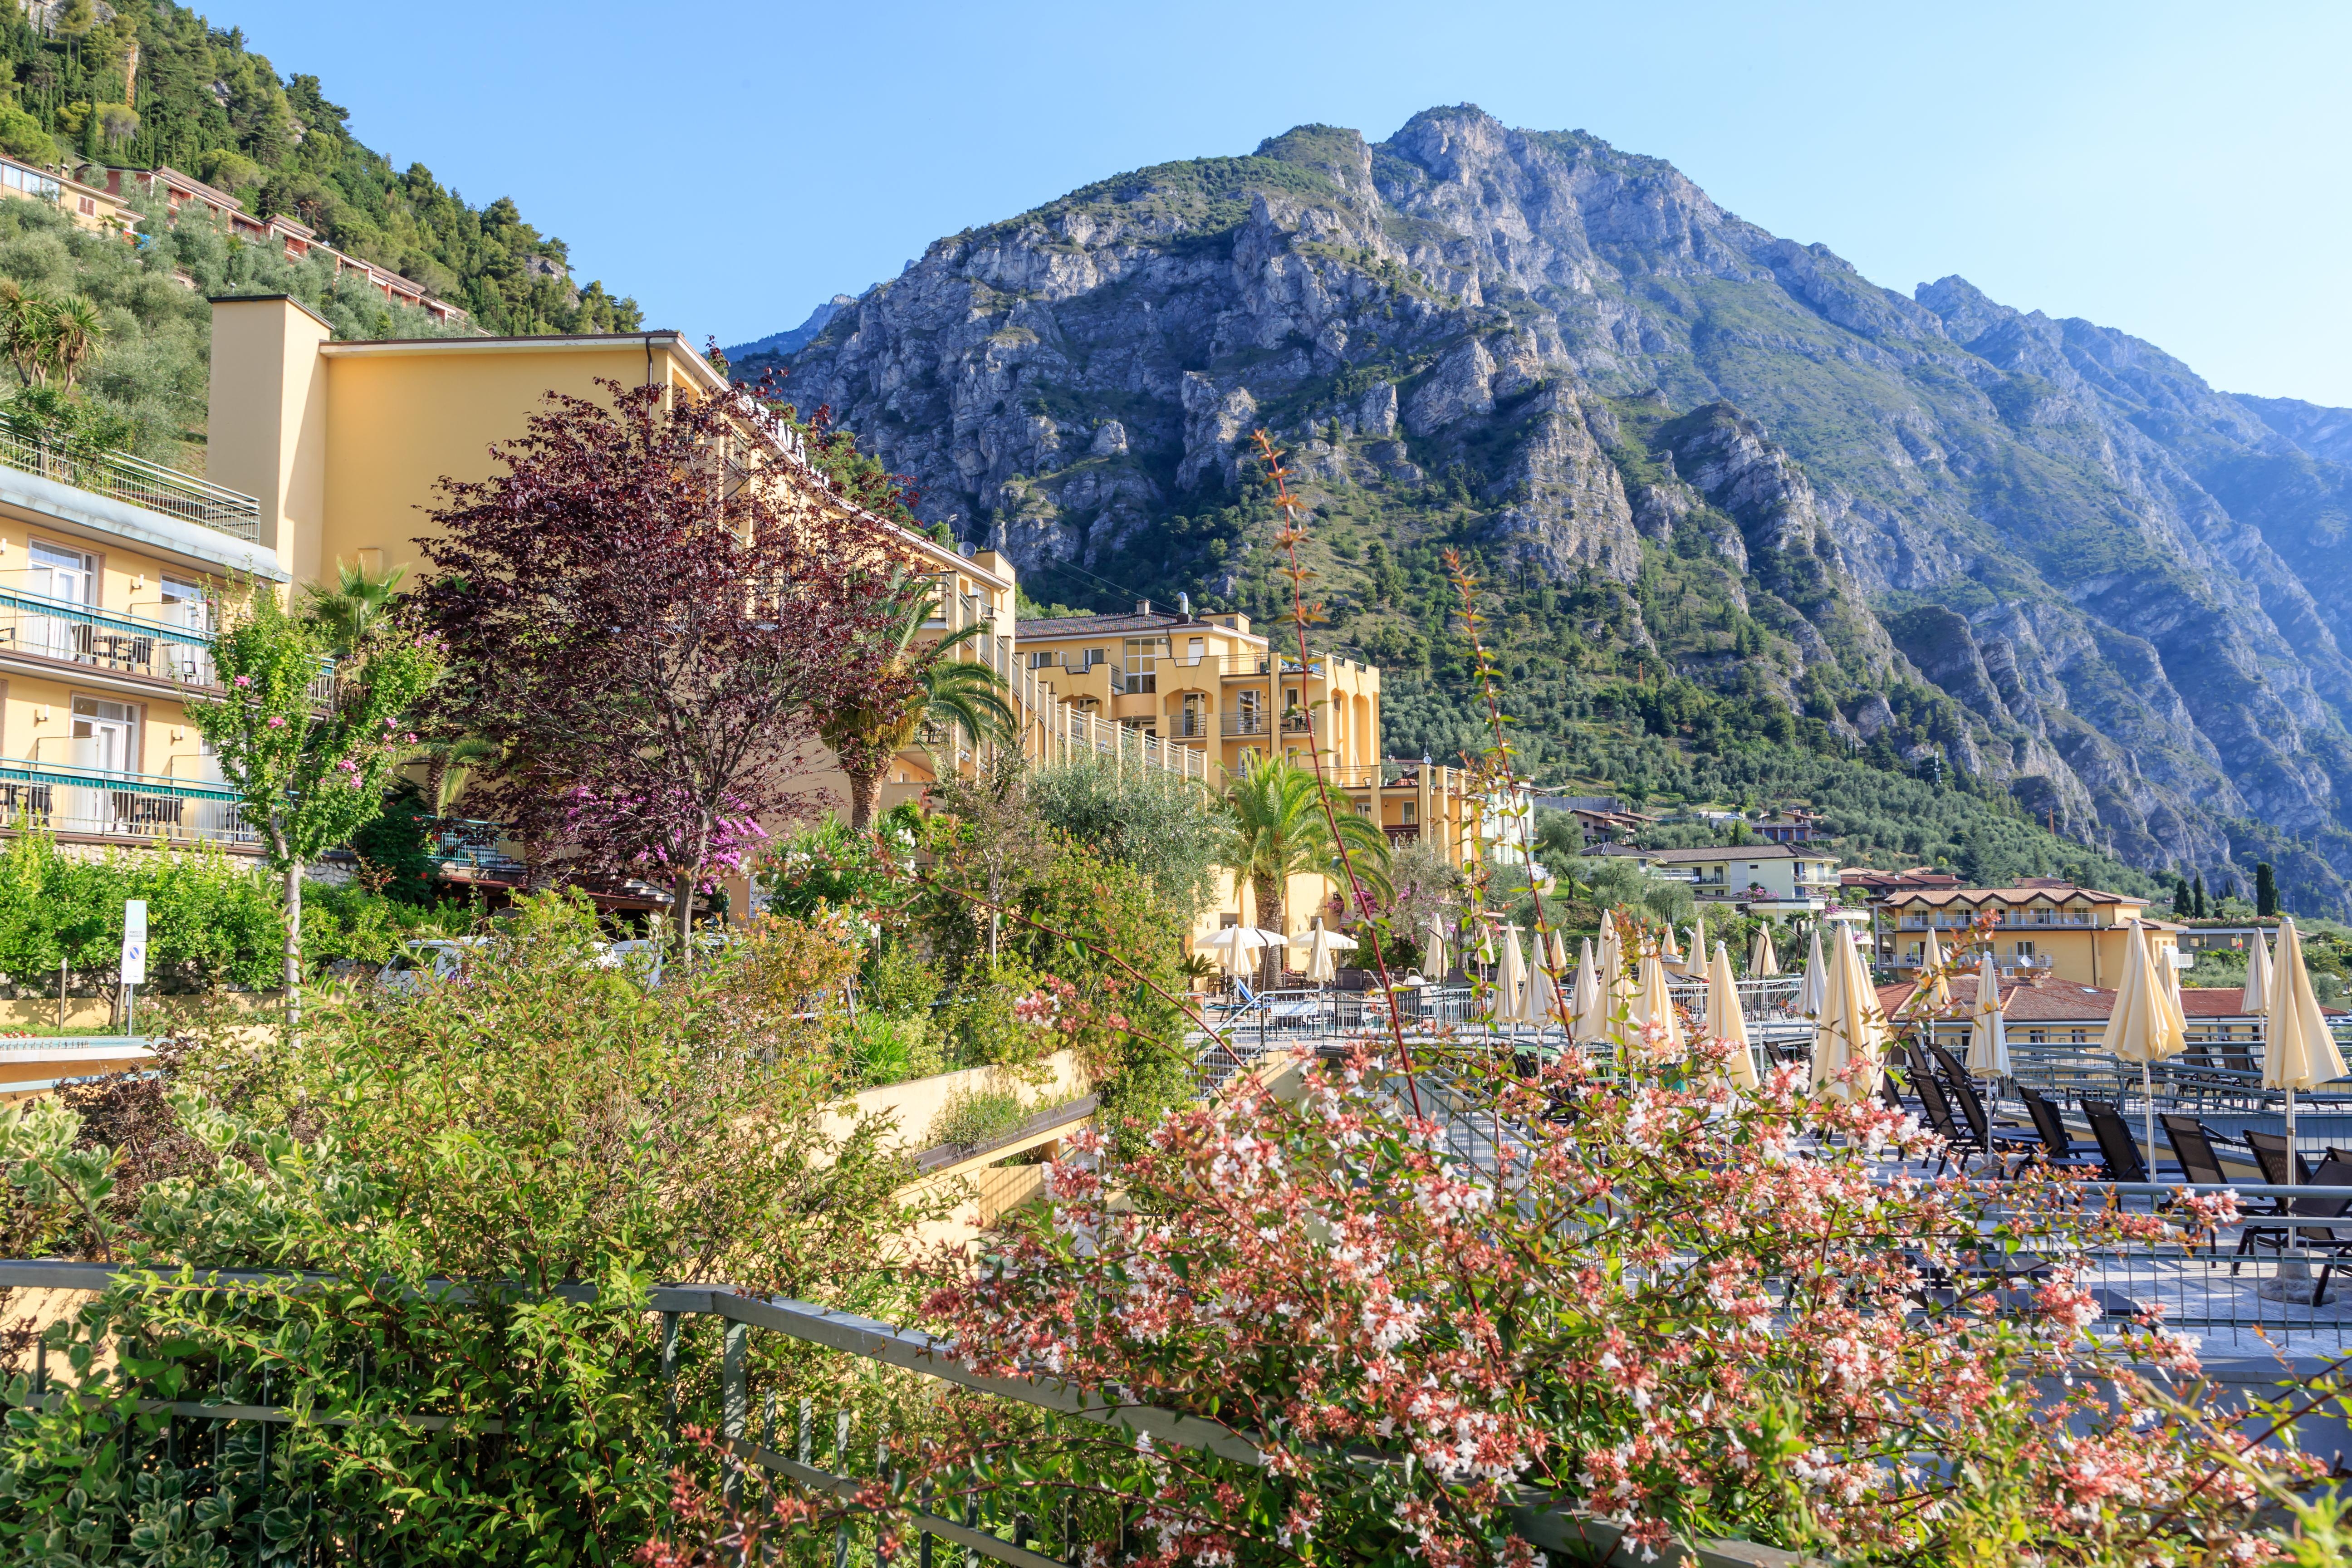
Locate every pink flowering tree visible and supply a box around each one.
[185,581,441,1021]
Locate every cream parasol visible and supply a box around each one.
[1497,926,1536,1027]
[1200,925,1285,977]
[2244,926,2274,1016]
[1918,923,1951,1011]
[1795,925,1829,1017]
[2099,920,2187,1159]
[1631,949,1686,1058]
[2265,918,2348,1186]
[1293,925,1359,985]
[1809,922,1886,1102]
[1706,939,1758,1089]
[1749,926,1779,978]
[1964,951,2010,1080]
[1571,937,1603,1039]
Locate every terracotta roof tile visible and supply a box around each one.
[1881,884,2146,908]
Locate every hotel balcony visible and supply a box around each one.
[0,588,333,701]
[0,430,261,542]
[1221,711,1315,738]
[0,758,256,850]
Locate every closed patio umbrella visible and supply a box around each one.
[1605,919,1641,1047]
[1918,923,1951,1011]
[1661,923,1684,969]
[1530,945,1561,1029]
[1293,926,1358,985]
[2265,917,2347,1184]
[1965,951,2010,1080]
[1795,925,1829,1017]
[1497,926,1535,1027]
[1631,950,1686,1058]
[2244,926,2274,1016]
[1810,923,1886,1103]
[1548,928,1569,973]
[1683,913,1708,978]
[1571,937,1603,1040]
[2100,919,2188,1160]
[1421,915,1451,981]
[1706,939,1758,1089]
[1749,926,1779,978]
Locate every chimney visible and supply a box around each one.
[207,294,331,584]
[1137,598,1152,616]
[1178,591,1191,618]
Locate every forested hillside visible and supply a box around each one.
[0,0,637,333]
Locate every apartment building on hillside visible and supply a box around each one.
[1581,841,1841,915]
[0,152,135,234]
[106,167,466,323]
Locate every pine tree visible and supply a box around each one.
[2256,862,2279,918]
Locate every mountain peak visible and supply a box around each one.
[755,112,2352,914]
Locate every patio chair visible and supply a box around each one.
[2080,1098,2185,1183]
[2010,1088,2103,1178]
[1908,1065,1976,1175]
[1929,1044,2038,1163]
[2232,1152,2352,1302]
[2247,1129,2316,1188]
[2161,1114,2233,1187]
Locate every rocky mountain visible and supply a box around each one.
[725,294,856,365]
[750,106,2352,914]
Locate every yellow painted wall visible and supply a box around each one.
[314,342,682,583]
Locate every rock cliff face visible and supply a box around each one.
[752,106,2352,912]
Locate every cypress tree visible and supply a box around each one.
[2192,872,2207,919]
[2256,861,2278,918]
[2172,876,2193,917]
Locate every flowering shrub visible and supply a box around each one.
[895,1034,2345,1565]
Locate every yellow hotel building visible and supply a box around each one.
[0,295,1466,937]
[1875,880,2181,989]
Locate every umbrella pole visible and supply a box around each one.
[2285,1087,2298,1188]
[2142,1061,2154,1168]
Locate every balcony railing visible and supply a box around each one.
[0,758,256,848]
[0,588,334,699]
[1221,711,1315,738]
[428,819,528,881]
[0,588,216,685]
[0,429,261,541]
[1898,911,2094,930]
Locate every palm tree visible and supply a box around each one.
[48,296,103,392]
[302,558,408,658]
[419,734,503,817]
[1218,754,1391,988]
[0,282,57,387]
[819,579,1018,830]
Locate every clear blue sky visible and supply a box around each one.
[224,0,2352,404]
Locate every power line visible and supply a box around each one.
[1027,552,1154,609]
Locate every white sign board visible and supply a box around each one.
[121,899,147,985]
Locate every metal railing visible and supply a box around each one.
[0,1258,1799,1568]
[0,588,335,700]
[1220,710,1313,737]
[0,757,256,848]
[0,587,217,686]
[0,429,261,541]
